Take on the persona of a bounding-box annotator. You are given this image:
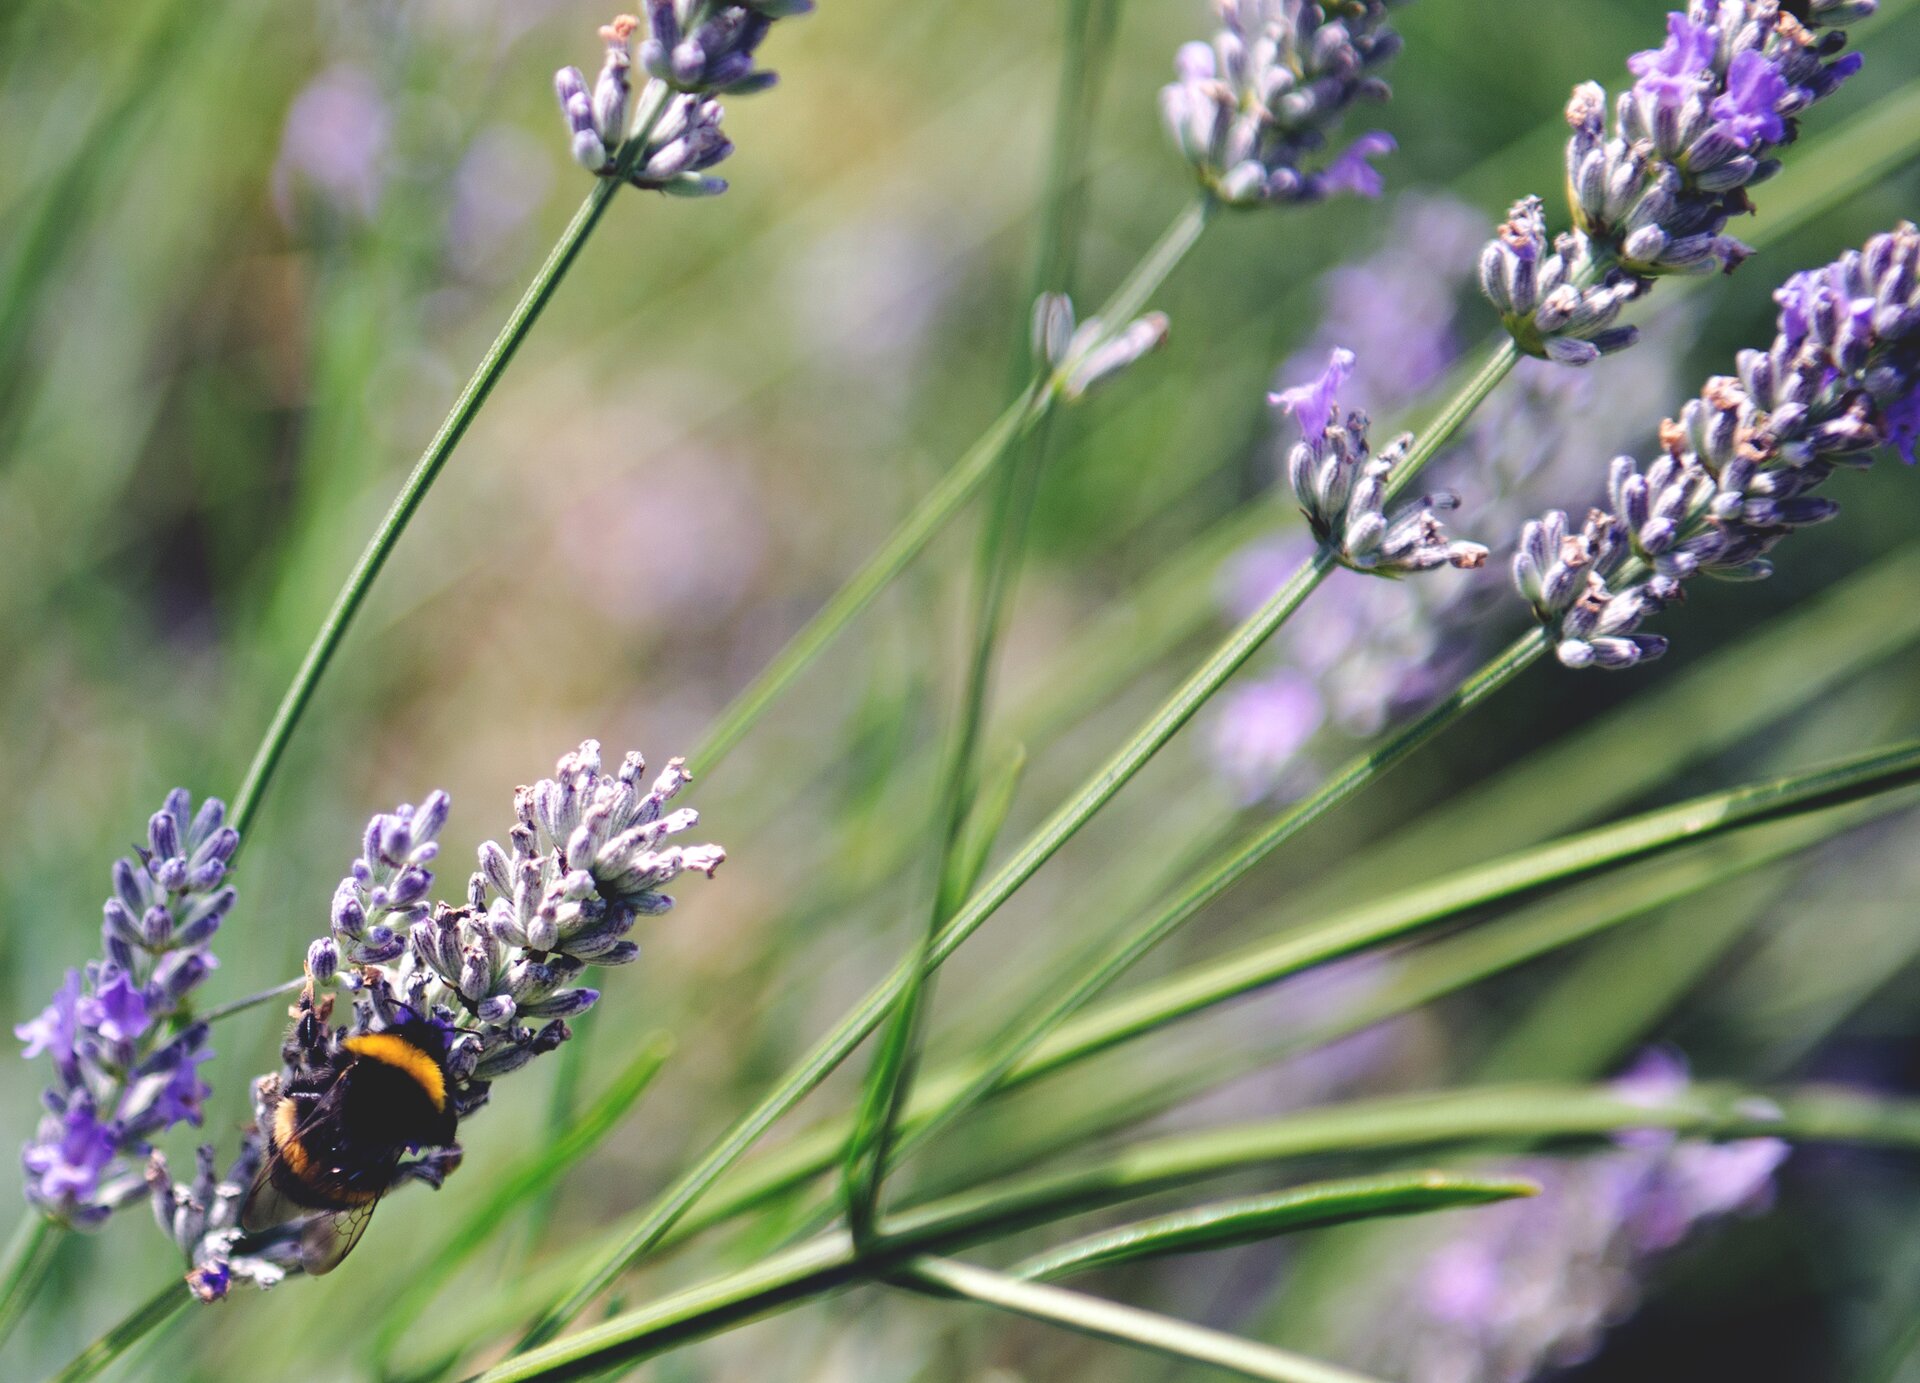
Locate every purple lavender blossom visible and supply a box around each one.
[1277,349,1489,575]
[16,791,235,1227]
[156,742,724,1295]
[1285,194,1486,405]
[1354,1052,1787,1383]
[554,6,806,195]
[1158,1,1409,208]
[1514,222,1920,670]
[1210,671,1325,805]
[1484,1,1871,364]
[1211,194,1687,801]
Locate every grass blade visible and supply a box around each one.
[45,1280,190,1383]
[1009,1171,1538,1281]
[901,1255,1392,1383]
[1014,738,1920,1085]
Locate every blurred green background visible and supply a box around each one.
[4,0,1920,1378]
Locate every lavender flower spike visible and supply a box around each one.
[555,5,807,196]
[158,742,724,1296]
[1483,1,1870,365]
[1277,349,1488,576]
[16,791,235,1228]
[1516,222,1920,670]
[1159,1,1409,208]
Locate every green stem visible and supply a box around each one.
[0,1214,59,1353]
[45,1278,190,1383]
[883,627,1549,1169]
[845,0,1125,1240]
[900,1255,1389,1383]
[227,175,622,839]
[193,976,306,1025]
[226,66,693,842]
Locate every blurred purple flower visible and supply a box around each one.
[1885,382,1920,464]
[447,125,553,278]
[272,65,392,227]
[1355,1051,1789,1383]
[1211,673,1325,805]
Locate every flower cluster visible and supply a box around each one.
[15,792,236,1227]
[1515,222,1920,670]
[555,4,809,196]
[1211,193,1687,803]
[1276,348,1489,576]
[316,741,725,1116]
[151,742,723,1297]
[1030,293,1172,402]
[1356,1053,1788,1383]
[1480,196,1644,366]
[1482,1,1871,364]
[1159,0,1407,208]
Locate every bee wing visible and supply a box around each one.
[297,1191,390,1276]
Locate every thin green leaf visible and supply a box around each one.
[467,1082,1920,1382]
[1015,739,1920,1086]
[0,1213,59,1354]
[902,1255,1391,1383]
[46,1279,191,1383]
[1010,1171,1538,1282]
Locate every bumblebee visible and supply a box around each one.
[241,985,461,1274]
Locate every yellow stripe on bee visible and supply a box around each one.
[273,1099,311,1178]
[343,1033,448,1112]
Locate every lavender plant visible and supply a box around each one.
[20,2,1920,1381]
[1159,0,1405,206]
[1481,0,1873,366]
[141,742,722,1300]
[1352,1054,1790,1383]
[14,793,235,1229]
[1516,222,1920,669]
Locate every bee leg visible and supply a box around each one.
[391,1145,464,1191]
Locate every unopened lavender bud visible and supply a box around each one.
[140,905,173,950]
[152,951,211,1005]
[148,811,182,863]
[475,995,517,1025]
[306,938,338,984]
[520,988,600,1020]
[1063,313,1171,401]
